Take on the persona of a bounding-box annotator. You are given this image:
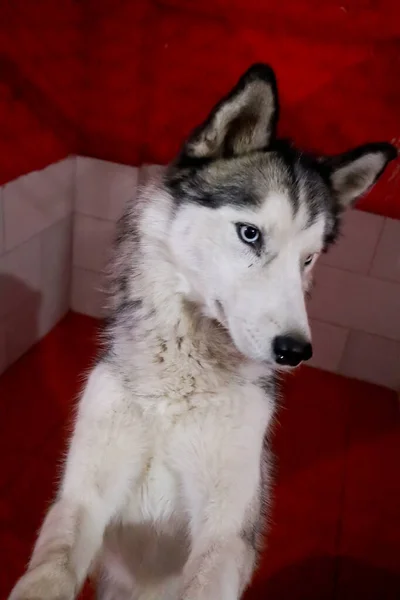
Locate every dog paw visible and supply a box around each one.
[8,564,75,600]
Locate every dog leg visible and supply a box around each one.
[181,537,256,600]
[8,362,146,600]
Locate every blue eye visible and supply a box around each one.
[236,223,261,245]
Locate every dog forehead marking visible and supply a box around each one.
[258,192,296,233]
[219,191,311,233]
[214,190,327,255]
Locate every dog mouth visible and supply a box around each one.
[215,304,312,368]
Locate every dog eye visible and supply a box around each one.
[236,223,261,246]
[303,254,315,267]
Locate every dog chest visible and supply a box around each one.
[123,384,272,541]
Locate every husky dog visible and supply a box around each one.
[9,64,396,600]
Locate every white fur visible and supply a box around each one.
[8,179,324,600]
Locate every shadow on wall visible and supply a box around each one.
[0,274,42,370]
[0,274,73,496]
[245,555,400,600]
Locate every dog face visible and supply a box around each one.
[165,64,396,367]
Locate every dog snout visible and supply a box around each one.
[272,334,313,367]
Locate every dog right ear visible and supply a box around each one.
[321,142,398,208]
[178,64,279,165]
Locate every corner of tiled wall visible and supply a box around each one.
[0,157,75,375]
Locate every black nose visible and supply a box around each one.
[273,335,313,367]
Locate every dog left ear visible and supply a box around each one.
[323,142,397,208]
[181,63,279,163]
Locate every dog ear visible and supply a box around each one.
[322,142,397,208]
[182,64,279,162]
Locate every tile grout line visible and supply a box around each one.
[336,326,352,376]
[311,314,400,346]
[366,215,386,277]
[315,260,400,286]
[1,162,73,257]
[311,321,400,390]
[0,215,73,363]
[0,214,71,261]
[74,209,119,224]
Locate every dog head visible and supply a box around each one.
[165,64,396,368]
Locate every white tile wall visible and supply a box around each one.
[71,159,141,318]
[4,296,40,366]
[0,236,43,368]
[3,158,74,251]
[139,164,166,187]
[320,209,384,274]
[39,216,73,338]
[70,267,108,319]
[75,157,138,221]
[369,218,400,283]
[0,235,42,318]
[0,158,74,371]
[73,214,115,273]
[308,265,400,342]
[339,331,400,389]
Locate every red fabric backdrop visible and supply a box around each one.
[0,0,399,217]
